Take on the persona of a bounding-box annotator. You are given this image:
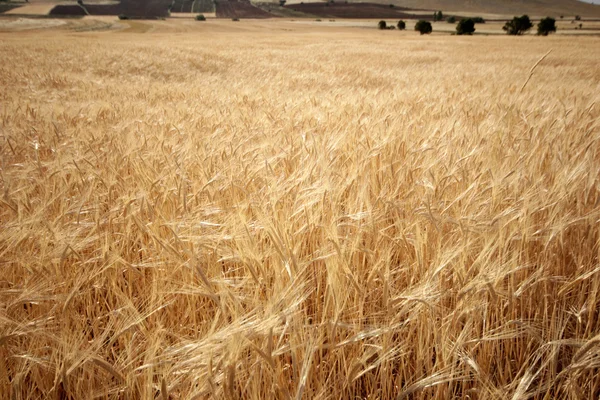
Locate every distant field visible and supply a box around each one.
[172,0,215,13]
[5,0,600,19]
[216,0,271,18]
[49,4,120,16]
[49,0,171,17]
[283,2,434,19]
[257,0,600,17]
[0,3,22,13]
[2,3,56,14]
[355,0,600,18]
[1,23,600,399]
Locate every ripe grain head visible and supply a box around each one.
[1,28,599,398]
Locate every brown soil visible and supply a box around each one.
[284,2,433,19]
[172,0,215,13]
[49,0,171,18]
[50,4,119,16]
[216,0,272,18]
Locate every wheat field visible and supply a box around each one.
[1,25,600,399]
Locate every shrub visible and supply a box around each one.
[503,15,533,35]
[388,25,396,29]
[415,20,432,34]
[537,17,556,35]
[378,20,387,30]
[118,14,129,20]
[456,18,475,35]
[472,16,485,23]
[446,16,456,23]
[232,17,240,21]
[195,14,206,21]
[397,20,406,30]
[315,18,321,21]
[575,15,581,20]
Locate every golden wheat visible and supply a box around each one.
[1,27,600,399]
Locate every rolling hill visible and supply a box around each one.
[48,0,171,18]
[281,0,600,18]
[4,0,600,18]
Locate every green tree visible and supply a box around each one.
[378,20,387,30]
[397,20,406,30]
[415,20,432,34]
[456,18,475,35]
[503,15,533,35]
[537,17,556,35]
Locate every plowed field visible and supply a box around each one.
[286,2,433,19]
[172,0,215,13]
[216,0,272,18]
[49,0,171,18]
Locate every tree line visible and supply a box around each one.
[377,15,558,36]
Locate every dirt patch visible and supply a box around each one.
[50,4,120,16]
[172,0,215,13]
[50,0,171,18]
[254,2,313,17]
[216,0,272,18]
[121,0,182,17]
[284,2,433,19]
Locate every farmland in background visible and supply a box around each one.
[280,0,600,18]
[283,2,433,19]
[172,0,215,13]
[216,0,272,18]
[1,19,600,400]
[4,0,600,18]
[49,0,171,18]
[0,3,22,13]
